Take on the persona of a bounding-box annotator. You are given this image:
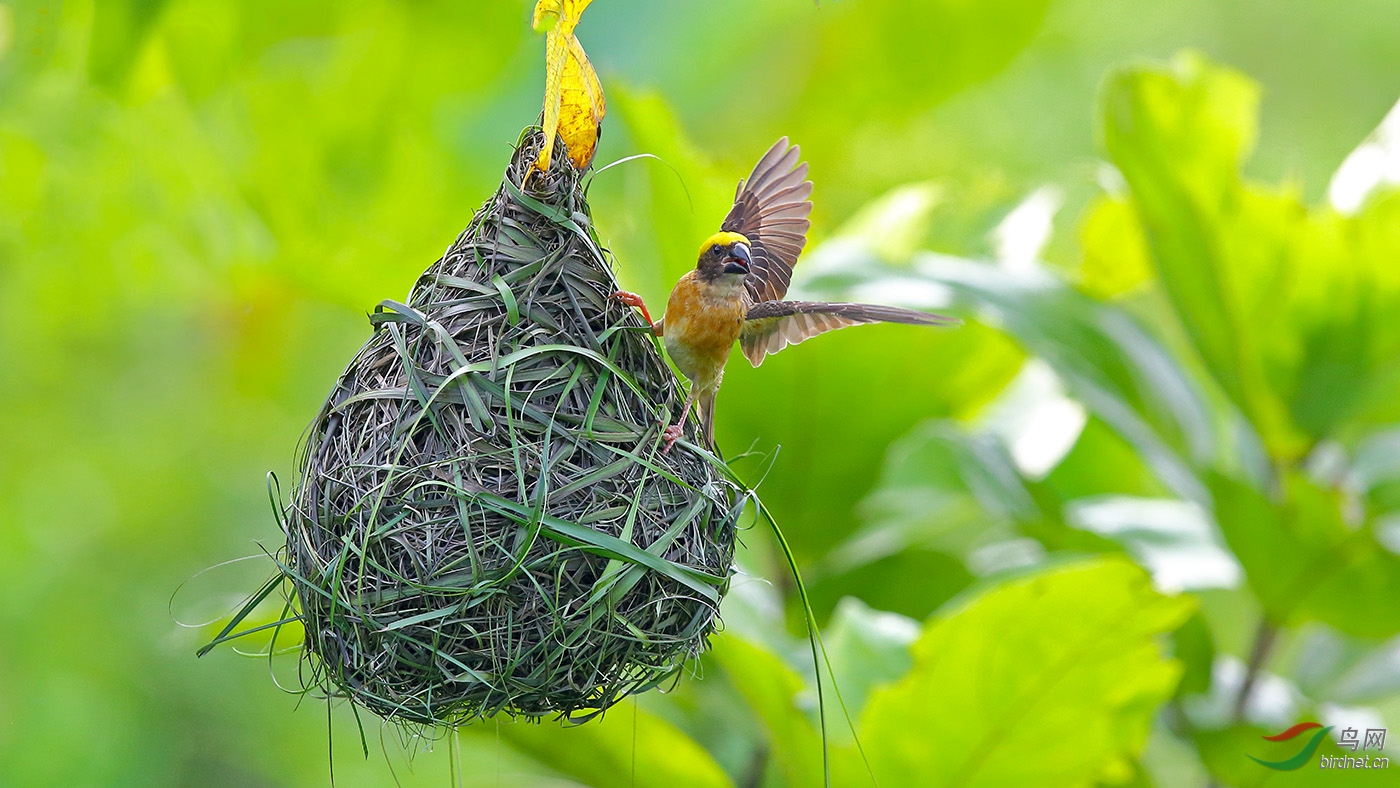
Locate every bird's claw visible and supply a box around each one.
[609,290,645,308]
[610,290,656,329]
[661,422,684,454]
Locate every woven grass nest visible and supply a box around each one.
[275,130,742,726]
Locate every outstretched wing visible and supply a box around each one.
[740,301,960,367]
[722,138,813,304]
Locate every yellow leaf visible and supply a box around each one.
[538,28,568,170]
[533,0,603,172]
[532,0,589,34]
[556,35,605,169]
[531,0,561,32]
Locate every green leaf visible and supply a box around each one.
[1101,54,1305,458]
[1100,53,1400,458]
[851,419,1043,561]
[497,704,736,788]
[1077,196,1154,301]
[800,221,1219,503]
[1211,471,1400,638]
[840,418,1124,580]
[1101,53,1258,390]
[818,598,918,729]
[709,635,865,788]
[1288,190,1400,440]
[1043,417,1170,502]
[902,258,1213,502]
[1171,611,1216,697]
[861,557,1193,788]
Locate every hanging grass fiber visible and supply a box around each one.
[210,129,743,726]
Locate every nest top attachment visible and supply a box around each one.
[280,131,741,725]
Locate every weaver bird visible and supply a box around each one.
[612,138,958,453]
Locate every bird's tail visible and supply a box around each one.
[698,390,717,451]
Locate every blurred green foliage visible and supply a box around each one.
[4,1,1400,786]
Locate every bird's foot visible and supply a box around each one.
[609,290,655,327]
[661,422,684,454]
[609,290,644,308]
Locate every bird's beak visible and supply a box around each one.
[723,242,752,275]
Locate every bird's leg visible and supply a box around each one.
[661,390,695,454]
[608,290,656,330]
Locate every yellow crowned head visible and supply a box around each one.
[698,231,749,261]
